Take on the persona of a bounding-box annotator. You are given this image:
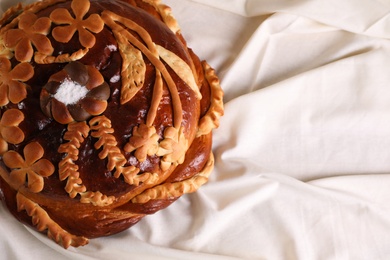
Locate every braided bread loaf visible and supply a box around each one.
[0,0,223,248]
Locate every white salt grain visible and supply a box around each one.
[110,75,120,83]
[54,78,89,105]
[107,44,117,52]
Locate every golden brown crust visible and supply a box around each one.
[0,0,223,247]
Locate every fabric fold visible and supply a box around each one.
[191,0,390,38]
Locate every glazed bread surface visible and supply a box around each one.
[0,0,223,248]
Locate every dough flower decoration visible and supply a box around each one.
[50,0,104,48]
[157,126,188,171]
[3,11,53,62]
[3,142,55,193]
[124,124,160,162]
[40,61,110,124]
[0,56,34,106]
[0,109,25,155]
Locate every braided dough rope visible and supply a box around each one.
[34,48,89,64]
[142,0,180,34]
[197,61,224,137]
[16,192,89,248]
[58,122,116,206]
[132,152,214,203]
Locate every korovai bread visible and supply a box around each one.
[0,0,223,248]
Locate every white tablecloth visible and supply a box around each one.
[2,0,390,259]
